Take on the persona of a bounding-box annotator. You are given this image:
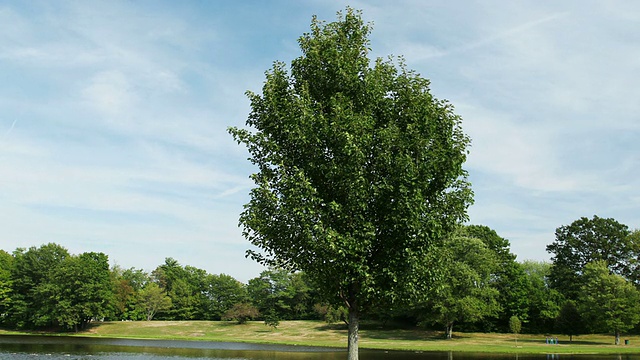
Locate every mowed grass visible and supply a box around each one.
[2,320,640,355]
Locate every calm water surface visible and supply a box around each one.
[1,335,639,360]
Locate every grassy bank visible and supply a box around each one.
[2,320,640,355]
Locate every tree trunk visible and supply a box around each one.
[615,331,620,345]
[347,307,359,360]
[445,323,453,339]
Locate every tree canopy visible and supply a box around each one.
[426,234,500,339]
[578,260,640,344]
[547,215,637,299]
[229,8,472,359]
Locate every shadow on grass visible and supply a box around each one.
[494,338,614,346]
[363,330,445,341]
[315,323,347,331]
[314,323,447,342]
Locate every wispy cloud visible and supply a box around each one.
[1,1,639,280]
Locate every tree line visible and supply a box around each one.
[1,216,639,344]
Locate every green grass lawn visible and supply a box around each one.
[2,320,639,355]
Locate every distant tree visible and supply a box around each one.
[152,258,208,320]
[110,267,150,321]
[223,303,260,324]
[111,276,135,320]
[264,310,280,329]
[578,260,640,345]
[138,282,172,321]
[7,243,70,329]
[52,252,113,331]
[0,250,13,324]
[459,225,529,331]
[509,315,521,346]
[555,300,584,342]
[520,260,562,333]
[247,269,314,320]
[547,216,637,300]
[228,8,472,360]
[313,303,348,323]
[204,274,248,320]
[122,267,149,291]
[426,235,500,339]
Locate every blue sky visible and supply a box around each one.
[1,1,639,282]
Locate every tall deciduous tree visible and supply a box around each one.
[427,236,500,339]
[205,273,248,320]
[509,315,521,346]
[0,250,13,324]
[139,282,172,321]
[555,300,584,342]
[52,252,113,331]
[520,260,561,334]
[458,225,529,331]
[152,258,208,320]
[578,260,640,345]
[228,8,472,360]
[8,243,70,329]
[111,267,150,321]
[547,216,636,300]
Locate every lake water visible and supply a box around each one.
[1,335,639,360]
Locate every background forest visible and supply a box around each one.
[1,216,639,343]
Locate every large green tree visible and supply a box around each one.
[152,258,208,320]
[7,243,70,329]
[578,260,640,345]
[520,260,561,334]
[52,252,113,331]
[426,235,500,339]
[110,267,150,321]
[247,269,314,320]
[138,282,172,321]
[0,250,13,324]
[204,273,248,320]
[547,216,636,299]
[230,9,472,359]
[458,225,529,331]
[555,300,584,342]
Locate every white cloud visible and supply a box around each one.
[82,70,135,116]
[1,0,639,279]
[461,103,581,192]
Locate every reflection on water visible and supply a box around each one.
[1,335,639,359]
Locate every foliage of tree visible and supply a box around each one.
[139,282,172,321]
[205,273,248,320]
[6,243,70,329]
[52,252,113,331]
[520,260,562,333]
[0,250,13,321]
[426,235,500,339]
[458,225,529,331]
[110,267,150,321]
[223,302,260,324]
[314,303,348,323]
[247,269,316,320]
[578,260,640,345]
[547,216,637,300]
[228,8,472,359]
[152,258,217,320]
[264,310,280,329]
[509,315,521,346]
[555,300,584,342]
